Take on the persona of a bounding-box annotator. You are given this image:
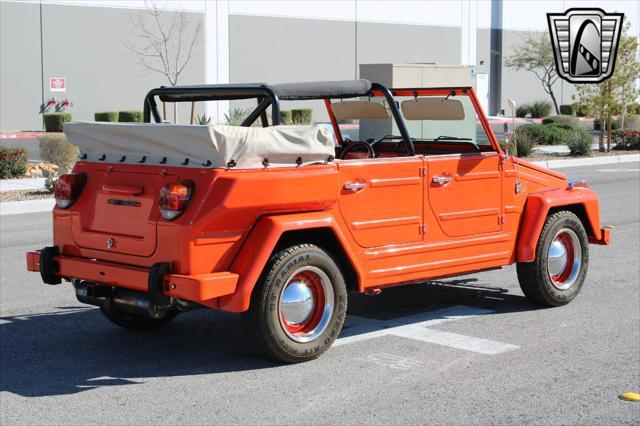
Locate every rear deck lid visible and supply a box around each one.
[70,167,178,257]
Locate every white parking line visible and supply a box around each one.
[336,305,520,355]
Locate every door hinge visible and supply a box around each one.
[419,167,428,177]
[499,215,505,225]
[419,224,428,234]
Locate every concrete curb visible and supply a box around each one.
[0,199,54,216]
[532,153,640,169]
[0,178,46,192]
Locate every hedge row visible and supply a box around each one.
[43,113,72,132]
[94,111,143,123]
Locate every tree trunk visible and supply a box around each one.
[607,116,612,152]
[598,113,605,152]
[548,86,560,114]
[606,82,612,152]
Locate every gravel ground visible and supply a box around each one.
[0,189,52,203]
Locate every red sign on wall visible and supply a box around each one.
[49,78,66,92]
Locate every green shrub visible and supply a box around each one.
[291,109,313,124]
[43,112,72,132]
[559,104,575,116]
[43,169,57,193]
[498,139,516,156]
[0,146,28,178]
[573,103,589,117]
[118,110,143,122]
[566,127,593,156]
[516,123,569,145]
[631,104,640,115]
[94,111,119,122]
[224,108,249,126]
[511,133,534,157]
[196,114,212,125]
[542,115,581,128]
[612,129,640,150]
[280,110,292,125]
[623,114,640,130]
[38,134,79,174]
[528,100,552,118]
[515,104,530,118]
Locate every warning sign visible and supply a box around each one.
[49,78,66,92]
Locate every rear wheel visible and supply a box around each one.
[517,211,589,306]
[247,244,348,363]
[100,302,179,330]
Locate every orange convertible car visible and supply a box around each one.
[27,80,610,362]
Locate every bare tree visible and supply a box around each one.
[505,33,561,114]
[125,1,202,120]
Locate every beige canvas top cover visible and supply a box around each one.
[64,122,336,169]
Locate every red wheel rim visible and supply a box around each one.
[278,266,334,343]
[280,271,325,334]
[547,229,582,290]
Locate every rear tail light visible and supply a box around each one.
[54,173,86,208]
[159,180,194,220]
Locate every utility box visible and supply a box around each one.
[358,64,477,141]
[360,63,476,89]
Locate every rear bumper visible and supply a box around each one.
[26,250,238,303]
[589,227,612,245]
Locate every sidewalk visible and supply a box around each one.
[0,178,46,192]
[0,198,55,216]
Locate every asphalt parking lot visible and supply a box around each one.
[1,162,639,425]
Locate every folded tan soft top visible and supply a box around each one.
[64,122,336,169]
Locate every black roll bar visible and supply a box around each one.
[370,82,415,156]
[142,84,281,126]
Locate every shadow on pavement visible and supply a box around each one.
[0,278,541,397]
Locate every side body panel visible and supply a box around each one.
[336,157,423,247]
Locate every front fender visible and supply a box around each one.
[517,187,606,262]
[217,211,362,313]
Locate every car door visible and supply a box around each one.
[337,157,423,248]
[426,152,502,237]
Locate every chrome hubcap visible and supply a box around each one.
[278,266,334,343]
[547,240,568,276]
[280,282,315,325]
[547,229,582,290]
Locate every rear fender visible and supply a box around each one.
[217,211,362,313]
[517,187,604,262]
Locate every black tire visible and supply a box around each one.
[100,302,179,330]
[247,244,348,363]
[517,210,589,306]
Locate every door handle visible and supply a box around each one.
[344,181,367,192]
[432,175,452,184]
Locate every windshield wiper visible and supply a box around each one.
[434,135,472,141]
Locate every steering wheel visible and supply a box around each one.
[371,135,412,155]
[339,141,375,159]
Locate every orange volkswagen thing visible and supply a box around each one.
[26,80,610,362]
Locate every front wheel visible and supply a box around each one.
[247,244,348,363]
[517,211,589,306]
